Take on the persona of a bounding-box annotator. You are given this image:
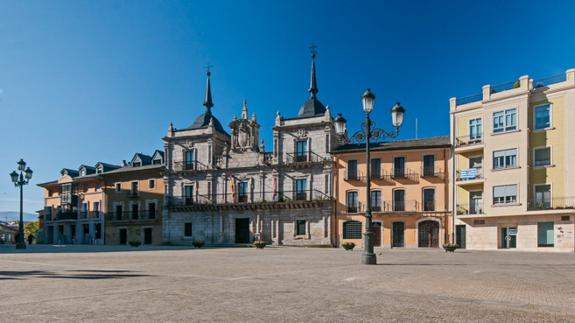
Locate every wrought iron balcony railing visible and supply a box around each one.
[285,151,327,164]
[167,190,331,207]
[456,203,484,215]
[455,135,483,148]
[109,210,160,221]
[173,160,211,172]
[527,197,575,211]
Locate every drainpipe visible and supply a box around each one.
[451,108,457,244]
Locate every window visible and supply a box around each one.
[370,158,381,179]
[130,182,139,196]
[370,190,381,211]
[537,222,554,247]
[343,220,362,239]
[296,220,306,236]
[148,202,156,219]
[393,189,405,211]
[493,108,517,133]
[347,191,358,213]
[152,158,162,165]
[93,202,100,218]
[493,185,518,205]
[184,223,192,237]
[115,183,121,192]
[423,155,435,176]
[469,118,482,140]
[295,140,308,162]
[534,185,551,209]
[423,188,435,211]
[347,160,358,180]
[295,178,307,200]
[96,166,103,174]
[82,184,88,193]
[131,204,139,220]
[185,150,196,169]
[493,149,517,169]
[115,204,123,220]
[95,183,100,191]
[184,185,194,205]
[238,181,248,203]
[393,157,406,178]
[132,162,141,167]
[533,147,551,167]
[149,179,155,189]
[534,104,551,130]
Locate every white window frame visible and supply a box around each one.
[533,103,552,131]
[468,118,482,140]
[533,146,552,168]
[492,148,518,170]
[114,182,122,193]
[533,183,552,208]
[493,108,517,133]
[492,184,519,206]
[148,179,156,189]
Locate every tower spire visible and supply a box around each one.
[308,44,318,97]
[203,65,214,111]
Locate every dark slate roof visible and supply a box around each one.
[298,96,327,117]
[104,164,164,175]
[96,162,122,172]
[79,165,96,175]
[132,153,153,166]
[333,136,451,153]
[186,109,227,134]
[60,168,79,177]
[154,150,164,158]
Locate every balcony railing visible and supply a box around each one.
[390,168,419,180]
[55,211,78,221]
[167,190,331,207]
[285,151,327,164]
[527,197,575,211]
[78,211,101,219]
[345,172,364,181]
[421,167,444,178]
[456,203,484,215]
[110,210,160,221]
[455,135,483,148]
[456,93,483,106]
[533,73,567,88]
[490,79,519,94]
[173,160,211,172]
[456,168,483,181]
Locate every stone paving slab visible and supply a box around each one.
[1,246,574,322]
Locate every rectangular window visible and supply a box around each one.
[296,220,306,236]
[184,185,194,205]
[131,204,139,220]
[493,109,517,133]
[469,118,482,140]
[238,181,248,203]
[115,183,121,192]
[132,161,141,167]
[347,160,358,180]
[393,157,406,178]
[152,158,162,165]
[295,178,307,200]
[534,185,551,209]
[370,158,381,179]
[423,155,435,176]
[493,185,518,205]
[370,190,381,211]
[533,147,551,167]
[534,104,551,130]
[95,183,100,191]
[423,188,435,211]
[347,191,358,213]
[149,179,155,189]
[184,223,192,237]
[115,205,123,220]
[130,182,139,196]
[185,150,195,169]
[493,148,517,169]
[393,190,405,211]
[148,202,156,219]
[295,140,308,162]
[537,222,554,247]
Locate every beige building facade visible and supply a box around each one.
[450,69,575,252]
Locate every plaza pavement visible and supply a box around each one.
[1,245,574,322]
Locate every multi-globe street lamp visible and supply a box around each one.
[334,89,405,264]
[10,159,33,249]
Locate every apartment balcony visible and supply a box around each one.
[167,190,331,211]
[390,168,419,182]
[455,135,484,152]
[109,210,160,222]
[172,161,211,173]
[285,151,329,167]
[54,211,78,221]
[78,211,101,220]
[420,167,445,179]
[456,168,484,186]
[456,203,484,216]
[527,197,575,212]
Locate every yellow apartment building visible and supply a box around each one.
[450,68,575,252]
[333,137,451,249]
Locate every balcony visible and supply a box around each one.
[60,194,78,205]
[456,168,483,184]
[421,167,445,179]
[455,135,483,149]
[55,211,78,221]
[527,197,575,211]
[285,151,328,166]
[128,191,139,198]
[173,161,211,172]
[109,210,160,222]
[456,203,484,216]
[390,168,419,182]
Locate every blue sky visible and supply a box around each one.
[1,0,574,213]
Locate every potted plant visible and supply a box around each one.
[192,239,205,248]
[341,242,355,251]
[129,240,141,247]
[442,243,459,252]
[253,240,266,249]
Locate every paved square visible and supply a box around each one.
[1,246,574,322]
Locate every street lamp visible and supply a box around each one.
[9,159,33,249]
[334,89,405,265]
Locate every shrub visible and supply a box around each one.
[192,239,205,248]
[341,242,355,251]
[129,241,141,247]
[442,243,459,252]
[253,240,266,249]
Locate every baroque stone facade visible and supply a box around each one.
[163,56,337,246]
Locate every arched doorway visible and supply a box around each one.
[418,220,439,248]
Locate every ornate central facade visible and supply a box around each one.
[163,56,337,245]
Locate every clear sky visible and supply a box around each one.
[1,0,574,213]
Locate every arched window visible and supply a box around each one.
[343,220,362,239]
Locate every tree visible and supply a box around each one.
[25,221,40,244]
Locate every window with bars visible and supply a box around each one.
[343,221,362,239]
[296,220,306,236]
[347,191,358,213]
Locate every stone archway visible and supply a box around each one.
[418,220,439,248]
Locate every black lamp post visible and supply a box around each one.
[10,159,33,249]
[334,89,405,265]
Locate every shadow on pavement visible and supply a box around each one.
[0,270,151,280]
